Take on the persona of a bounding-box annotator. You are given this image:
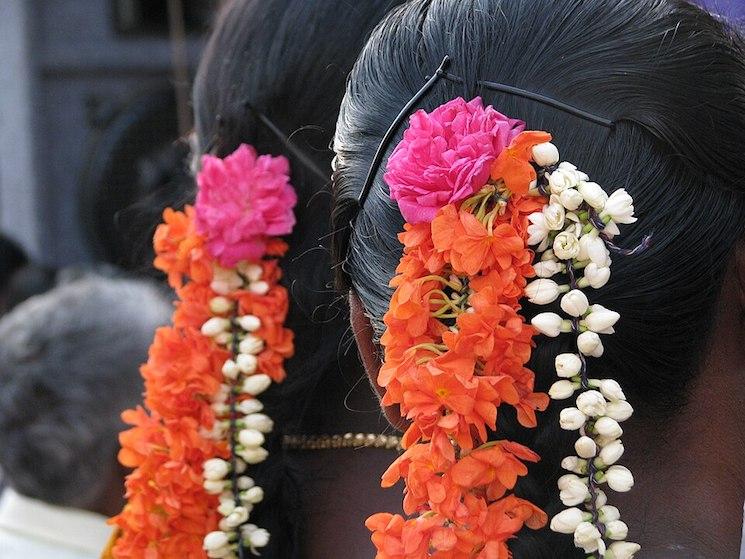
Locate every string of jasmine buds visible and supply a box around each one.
[200,262,273,558]
[525,143,642,559]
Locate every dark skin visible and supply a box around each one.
[347,247,745,558]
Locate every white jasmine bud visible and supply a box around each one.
[557,473,579,490]
[209,297,234,315]
[236,315,261,332]
[242,413,274,433]
[543,199,566,230]
[594,416,623,438]
[598,440,625,466]
[606,400,634,422]
[606,541,641,559]
[598,505,620,523]
[602,189,637,224]
[556,353,582,378]
[585,304,620,333]
[533,260,564,278]
[237,476,255,490]
[531,312,567,337]
[605,465,634,493]
[222,359,240,380]
[578,181,608,210]
[578,233,610,267]
[581,263,612,289]
[560,477,591,506]
[211,267,244,295]
[575,436,598,459]
[242,374,272,396]
[242,486,265,504]
[560,289,589,317]
[606,520,629,540]
[201,317,231,338]
[576,390,607,417]
[249,281,270,295]
[550,508,588,534]
[525,279,562,305]
[238,263,263,282]
[224,506,250,528]
[214,332,233,346]
[238,429,265,448]
[561,456,587,474]
[236,353,258,375]
[527,213,550,248]
[559,188,584,211]
[239,335,264,355]
[211,402,230,416]
[549,380,577,400]
[203,458,230,481]
[593,489,608,508]
[573,521,602,553]
[577,331,604,357]
[236,399,264,415]
[599,379,626,401]
[532,142,560,167]
[548,168,579,194]
[204,479,227,495]
[560,407,587,430]
[239,446,269,464]
[244,527,270,549]
[204,531,230,551]
[217,498,236,517]
[553,231,581,260]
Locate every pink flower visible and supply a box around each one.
[195,144,297,266]
[384,97,524,224]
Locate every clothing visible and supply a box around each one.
[0,488,113,559]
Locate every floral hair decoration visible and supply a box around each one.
[110,144,296,559]
[363,88,645,556]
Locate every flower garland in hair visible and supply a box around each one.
[366,97,551,558]
[365,97,644,559]
[110,145,296,559]
[527,155,645,558]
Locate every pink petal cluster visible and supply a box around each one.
[195,144,297,266]
[384,97,525,224]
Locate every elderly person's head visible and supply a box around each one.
[0,275,170,515]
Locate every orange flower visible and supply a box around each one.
[450,213,525,276]
[153,207,212,289]
[490,131,552,195]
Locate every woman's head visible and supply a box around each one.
[333,0,745,555]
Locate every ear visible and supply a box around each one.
[349,290,406,430]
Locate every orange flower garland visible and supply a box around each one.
[111,144,296,559]
[367,105,552,556]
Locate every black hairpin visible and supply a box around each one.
[355,55,615,212]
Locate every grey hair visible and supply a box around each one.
[0,274,171,508]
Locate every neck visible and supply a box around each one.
[618,273,745,557]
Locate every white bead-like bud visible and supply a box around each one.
[598,505,620,523]
[561,456,587,474]
[606,400,634,422]
[531,312,565,337]
[548,168,579,194]
[578,233,610,267]
[559,407,587,431]
[236,315,261,332]
[239,446,269,465]
[550,507,587,534]
[543,200,566,230]
[533,260,564,278]
[217,499,236,517]
[222,359,241,380]
[203,531,230,551]
[238,429,265,448]
[585,304,620,333]
[605,465,634,492]
[549,380,577,400]
[555,353,582,378]
[239,335,265,355]
[525,279,562,305]
[242,374,272,396]
[203,458,230,481]
[574,436,597,459]
[583,263,611,289]
[577,331,604,357]
[209,297,234,315]
[576,390,607,417]
[236,353,258,375]
[599,440,625,466]
[203,479,227,495]
[201,317,231,338]
[553,231,581,260]
[559,476,590,506]
[237,476,255,490]
[236,399,264,415]
[594,416,623,439]
[573,521,602,553]
[527,212,550,248]
[606,520,629,540]
[601,189,637,224]
[594,489,608,508]
[224,506,250,528]
[249,281,270,295]
[606,541,641,559]
[242,486,265,504]
[211,267,244,295]
[238,263,263,282]
[532,142,560,167]
[242,413,274,433]
[244,527,270,549]
[578,181,608,210]
[560,289,589,317]
[599,379,626,401]
[559,188,584,211]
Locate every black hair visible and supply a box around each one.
[192,1,405,556]
[332,0,745,556]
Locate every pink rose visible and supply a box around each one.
[195,144,297,266]
[384,97,524,223]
